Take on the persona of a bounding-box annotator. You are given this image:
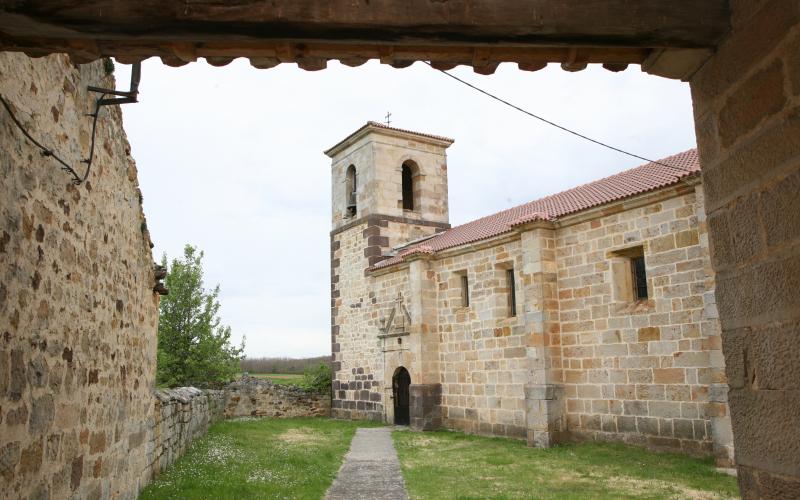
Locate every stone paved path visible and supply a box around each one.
[325,427,409,500]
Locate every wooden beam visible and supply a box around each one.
[0,0,730,79]
[0,1,729,47]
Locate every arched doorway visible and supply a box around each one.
[392,367,411,425]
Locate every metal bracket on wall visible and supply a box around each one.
[88,62,141,106]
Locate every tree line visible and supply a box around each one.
[240,355,332,375]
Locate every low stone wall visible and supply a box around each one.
[224,376,331,418]
[138,380,330,488]
[143,388,226,482]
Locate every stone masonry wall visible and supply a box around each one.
[145,388,226,481]
[556,185,733,465]
[224,376,330,418]
[434,239,529,440]
[0,52,330,500]
[689,0,800,494]
[344,181,733,464]
[144,383,328,485]
[0,53,159,499]
[331,217,412,421]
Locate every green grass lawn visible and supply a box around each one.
[241,373,305,385]
[139,417,380,500]
[393,430,739,500]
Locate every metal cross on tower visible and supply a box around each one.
[385,111,392,125]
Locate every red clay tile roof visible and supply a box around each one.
[325,122,454,156]
[373,149,700,270]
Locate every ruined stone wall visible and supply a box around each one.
[689,0,800,494]
[143,383,328,484]
[224,376,330,418]
[146,388,226,481]
[555,185,733,466]
[0,53,158,499]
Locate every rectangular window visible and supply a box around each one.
[506,268,516,317]
[610,245,649,304]
[632,255,648,300]
[460,274,470,307]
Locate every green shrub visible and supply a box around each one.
[103,57,115,75]
[299,363,332,392]
[157,245,244,388]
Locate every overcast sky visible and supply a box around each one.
[115,59,696,359]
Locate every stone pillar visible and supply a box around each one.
[518,224,565,447]
[689,1,800,495]
[406,257,442,430]
[409,384,442,431]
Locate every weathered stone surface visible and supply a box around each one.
[718,59,787,147]
[224,375,330,418]
[0,441,20,481]
[29,394,54,434]
[70,455,82,491]
[19,439,43,475]
[0,52,158,500]
[690,0,800,491]
[9,349,26,401]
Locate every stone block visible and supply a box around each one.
[0,441,21,481]
[29,394,54,435]
[702,105,800,211]
[760,167,800,248]
[674,419,695,440]
[654,368,685,384]
[637,417,659,436]
[623,401,647,416]
[618,416,637,433]
[19,439,43,475]
[673,351,710,368]
[649,234,676,253]
[649,401,682,419]
[718,59,787,147]
[637,327,661,342]
[675,230,699,248]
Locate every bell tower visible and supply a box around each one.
[325,122,453,421]
[327,121,452,246]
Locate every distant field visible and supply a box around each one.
[243,373,304,385]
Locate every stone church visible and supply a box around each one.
[327,122,734,466]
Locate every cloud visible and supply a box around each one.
[116,59,695,357]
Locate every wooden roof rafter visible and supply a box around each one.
[0,0,731,81]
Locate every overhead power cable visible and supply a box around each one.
[424,61,687,172]
[0,92,106,185]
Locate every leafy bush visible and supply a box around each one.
[299,363,332,392]
[157,245,244,388]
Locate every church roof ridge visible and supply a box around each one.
[364,121,455,144]
[324,121,454,157]
[372,148,700,270]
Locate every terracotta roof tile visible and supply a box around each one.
[373,149,700,270]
